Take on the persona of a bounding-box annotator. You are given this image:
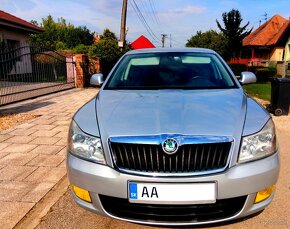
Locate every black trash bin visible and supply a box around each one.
[271,78,290,116]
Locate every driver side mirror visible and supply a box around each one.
[90,73,104,86]
[239,71,257,85]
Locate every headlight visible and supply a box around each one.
[238,119,277,163]
[68,120,106,164]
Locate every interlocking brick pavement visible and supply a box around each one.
[0,88,98,229]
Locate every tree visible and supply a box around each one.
[216,9,252,58]
[88,29,130,78]
[30,15,94,50]
[186,30,229,59]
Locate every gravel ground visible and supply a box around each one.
[0,113,39,131]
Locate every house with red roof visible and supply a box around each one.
[242,14,290,66]
[0,10,43,46]
[130,35,155,50]
[0,10,44,75]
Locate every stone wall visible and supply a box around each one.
[73,54,100,88]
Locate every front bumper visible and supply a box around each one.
[67,152,279,226]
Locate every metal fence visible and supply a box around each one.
[0,42,75,105]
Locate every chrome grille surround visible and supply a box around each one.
[109,135,233,177]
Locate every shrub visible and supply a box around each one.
[228,63,247,76]
[55,41,67,50]
[268,61,277,71]
[73,44,90,54]
[248,67,276,82]
[88,29,131,78]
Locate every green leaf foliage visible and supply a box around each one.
[228,63,248,75]
[88,29,131,78]
[216,9,252,58]
[30,15,94,50]
[73,44,90,54]
[186,30,229,60]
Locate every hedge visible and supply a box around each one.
[228,63,248,76]
[248,66,277,82]
[228,64,277,82]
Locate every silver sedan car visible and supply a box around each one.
[67,48,279,226]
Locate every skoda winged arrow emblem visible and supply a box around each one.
[162,138,179,155]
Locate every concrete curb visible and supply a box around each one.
[14,175,69,229]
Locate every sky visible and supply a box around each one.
[1,0,290,48]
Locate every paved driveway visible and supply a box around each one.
[1,89,289,229]
[0,88,98,229]
[34,128,290,229]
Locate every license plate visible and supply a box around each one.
[128,182,216,204]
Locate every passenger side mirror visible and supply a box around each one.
[239,72,257,85]
[90,73,104,86]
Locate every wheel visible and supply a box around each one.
[274,108,283,116]
[265,104,273,113]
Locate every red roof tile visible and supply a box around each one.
[130,35,155,49]
[243,14,290,46]
[0,10,43,33]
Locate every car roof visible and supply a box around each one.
[126,48,216,55]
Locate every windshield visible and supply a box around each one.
[105,52,237,90]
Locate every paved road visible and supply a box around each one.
[35,127,290,229]
[0,88,98,229]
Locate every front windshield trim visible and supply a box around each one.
[106,85,238,90]
[104,52,238,90]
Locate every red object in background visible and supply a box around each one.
[130,35,155,50]
[229,58,250,66]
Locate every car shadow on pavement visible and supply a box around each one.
[137,211,263,228]
[0,101,55,114]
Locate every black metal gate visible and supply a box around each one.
[0,43,75,105]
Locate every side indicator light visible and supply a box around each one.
[255,185,275,204]
[72,185,92,203]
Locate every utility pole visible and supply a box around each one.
[119,0,128,48]
[161,34,167,48]
[170,34,172,48]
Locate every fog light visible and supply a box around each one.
[255,185,275,204]
[72,185,92,203]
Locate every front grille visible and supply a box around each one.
[110,142,231,173]
[99,195,246,223]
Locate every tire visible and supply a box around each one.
[266,104,273,113]
[274,108,283,116]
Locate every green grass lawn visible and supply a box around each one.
[243,82,271,101]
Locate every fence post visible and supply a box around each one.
[66,54,75,84]
[73,54,101,88]
[74,54,86,88]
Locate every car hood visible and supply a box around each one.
[96,89,247,138]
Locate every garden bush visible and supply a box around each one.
[228,63,247,76]
[248,66,276,82]
[73,44,90,54]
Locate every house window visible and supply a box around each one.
[6,39,20,48]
